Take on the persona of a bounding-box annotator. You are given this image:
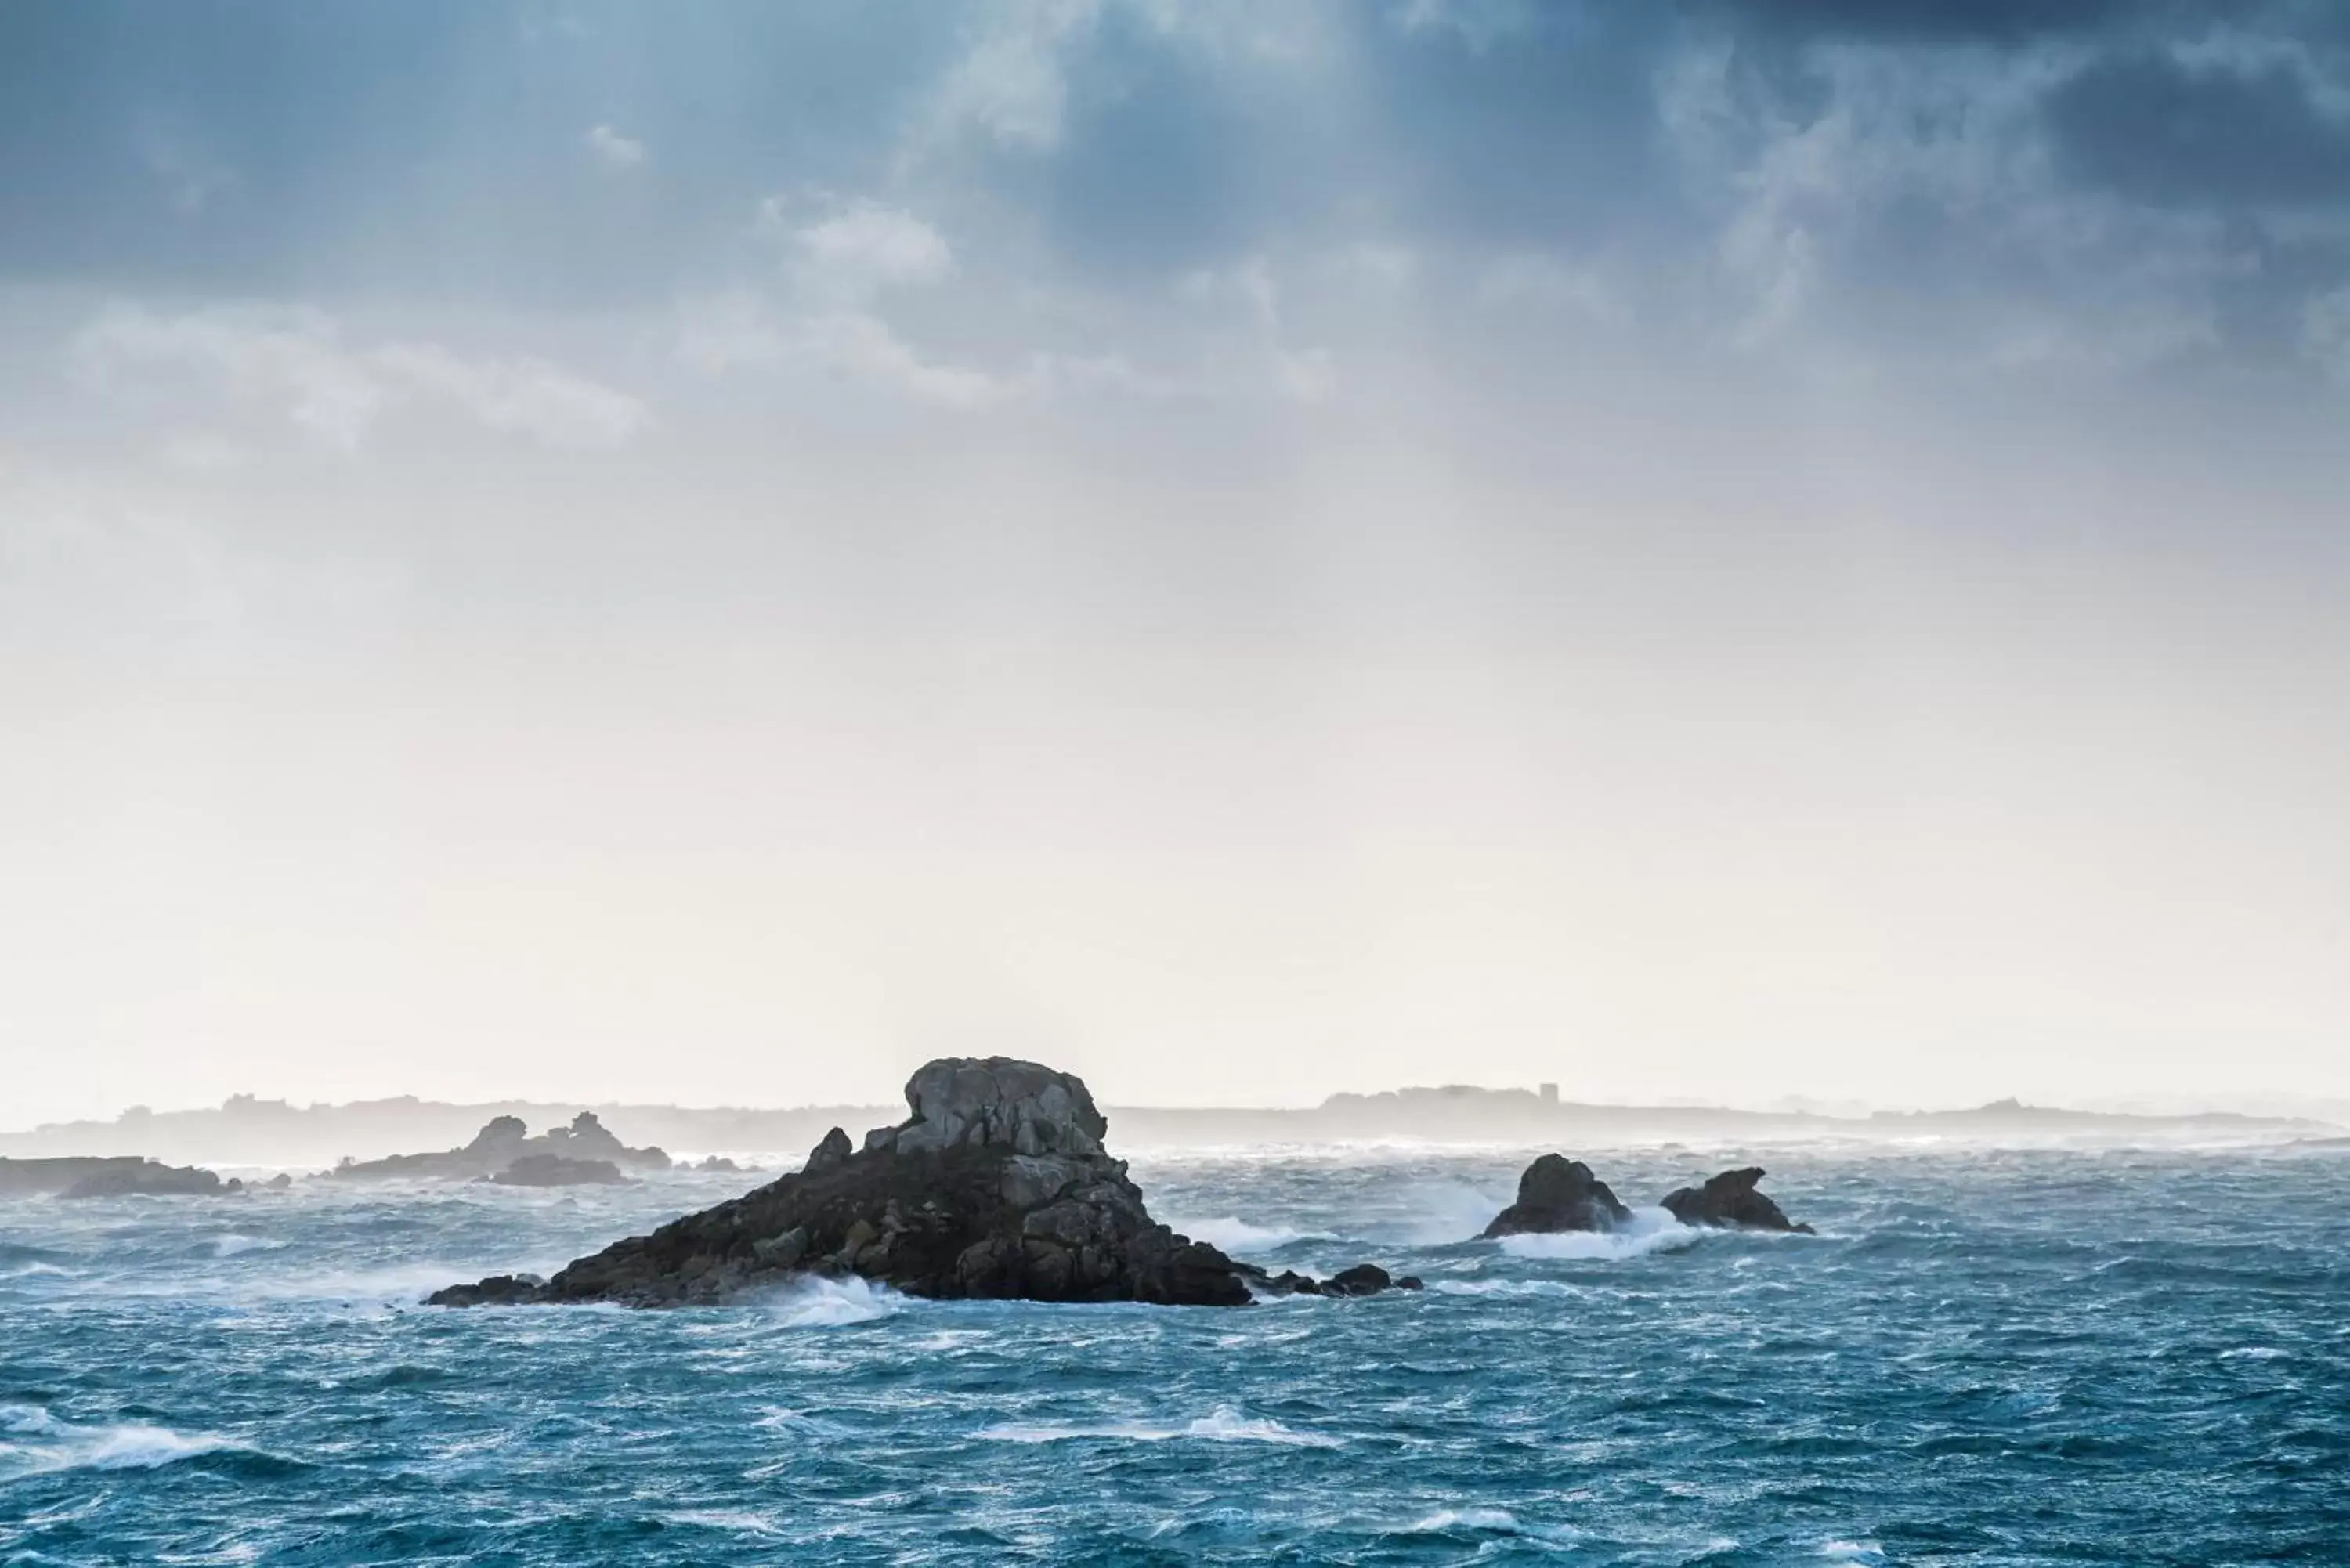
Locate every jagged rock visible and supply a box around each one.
[431,1273,547,1306]
[331,1112,670,1181]
[56,1160,229,1199]
[490,1154,631,1187]
[1235,1261,1425,1298]
[693,1155,743,1173]
[1660,1167,1813,1233]
[427,1057,1257,1310]
[1480,1154,1631,1237]
[264,1172,293,1191]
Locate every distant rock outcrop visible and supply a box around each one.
[56,1160,232,1199]
[1660,1168,1813,1233]
[331,1112,670,1182]
[429,1057,1416,1310]
[1480,1154,1632,1237]
[489,1154,631,1187]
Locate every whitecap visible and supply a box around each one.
[2219,1346,2286,1361]
[663,1510,784,1536]
[1408,1507,1519,1531]
[210,1234,287,1258]
[1818,1541,1887,1563]
[757,1275,906,1328]
[1166,1216,1321,1253]
[974,1404,1341,1448]
[0,1404,244,1477]
[1499,1208,1708,1262]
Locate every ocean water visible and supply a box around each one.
[3,1143,2346,1565]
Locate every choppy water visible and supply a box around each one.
[4,1144,2347,1564]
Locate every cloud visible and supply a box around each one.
[1473,252,1617,317]
[74,305,384,448]
[673,292,1007,407]
[73,304,648,450]
[367,342,651,446]
[2306,286,2350,379]
[584,123,649,170]
[921,0,1102,155]
[793,201,958,294]
[1392,0,1542,54]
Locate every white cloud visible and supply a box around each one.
[1392,0,1539,54]
[75,305,384,448]
[794,202,958,295]
[1474,252,1618,318]
[2305,287,2350,381]
[801,313,1007,407]
[918,0,1101,155]
[584,123,649,170]
[73,303,647,450]
[369,343,650,447]
[674,294,1006,408]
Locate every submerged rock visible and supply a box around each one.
[428,1057,1262,1310]
[489,1154,631,1187]
[1480,1154,1632,1237]
[1659,1168,1813,1233]
[332,1111,671,1182]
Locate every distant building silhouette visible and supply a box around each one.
[1538,1082,1558,1104]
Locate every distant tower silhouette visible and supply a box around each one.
[1538,1082,1558,1104]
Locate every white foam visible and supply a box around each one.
[2219,1346,2286,1361]
[664,1510,784,1536]
[1498,1207,1708,1262]
[211,1234,288,1258]
[1409,1508,1519,1531]
[0,1404,242,1477]
[758,1275,906,1328]
[1818,1541,1887,1563]
[1166,1216,1321,1253]
[975,1404,1341,1448]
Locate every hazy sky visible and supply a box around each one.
[5,0,2349,1125]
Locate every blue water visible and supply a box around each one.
[4,1144,2347,1564]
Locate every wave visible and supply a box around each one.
[1166,1215,1325,1254]
[975,1404,1341,1448]
[210,1234,289,1258]
[1497,1207,1710,1261]
[757,1274,906,1328]
[0,1403,248,1477]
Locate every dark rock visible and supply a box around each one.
[1480,1154,1631,1237]
[429,1273,548,1306]
[1233,1261,1420,1299]
[265,1172,293,1191]
[1660,1168,1813,1233]
[56,1160,228,1199]
[490,1154,631,1187]
[694,1155,743,1173]
[428,1057,1256,1310]
[332,1111,670,1181]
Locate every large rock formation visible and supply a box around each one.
[331,1111,669,1181]
[429,1057,1411,1310]
[57,1160,233,1198]
[1660,1167,1813,1233]
[489,1154,630,1187]
[1480,1154,1632,1237]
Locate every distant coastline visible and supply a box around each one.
[2,1086,2336,1166]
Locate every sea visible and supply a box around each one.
[3,1141,2346,1565]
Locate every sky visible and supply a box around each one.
[4,0,2349,1125]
